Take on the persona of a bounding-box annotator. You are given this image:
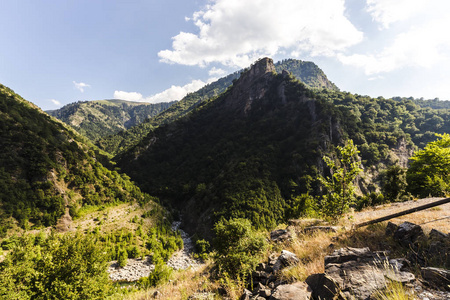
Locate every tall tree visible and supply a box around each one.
[407,133,450,197]
[319,139,362,222]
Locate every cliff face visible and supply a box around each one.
[225,57,277,115]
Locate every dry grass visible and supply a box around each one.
[115,262,221,300]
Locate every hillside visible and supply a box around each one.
[0,84,156,235]
[47,99,175,142]
[116,58,450,238]
[97,59,338,155]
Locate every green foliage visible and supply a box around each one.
[48,100,175,142]
[0,232,112,300]
[0,83,156,228]
[381,165,408,201]
[117,247,128,267]
[194,239,211,261]
[407,133,450,197]
[138,261,172,288]
[213,218,268,279]
[318,140,362,221]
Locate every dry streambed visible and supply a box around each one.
[108,221,202,282]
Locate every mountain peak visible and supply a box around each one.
[226,57,277,115]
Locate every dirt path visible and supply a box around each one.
[350,197,450,233]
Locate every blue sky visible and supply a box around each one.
[1,0,449,110]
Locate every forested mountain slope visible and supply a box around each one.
[117,58,450,238]
[0,84,154,235]
[97,59,338,155]
[47,99,175,142]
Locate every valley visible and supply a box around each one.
[1,58,450,299]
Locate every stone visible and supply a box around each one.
[240,289,252,300]
[323,247,416,300]
[324,247,372,265]
[303,226,338,234]
[269,282,311,300]
[421,267,450,291]
[305,273,342,300]
[393,221,424,247]
[385,222,398,236]
[272,250,300,272]
[270,229,292,243]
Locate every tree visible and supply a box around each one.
[381,165,407,201]
[319,139,362,222]
[407,133,450,197]
[213,218,268,279]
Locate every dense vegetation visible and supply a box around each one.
[97,59,338,156]
[117,58,450,238]
[0,84,154,233]
[48,99,175,142]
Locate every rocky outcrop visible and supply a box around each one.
[312,247,415,300]
[226,57,277,116]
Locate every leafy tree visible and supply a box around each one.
[0,232,112,300]
[407,133,450,197]
[381,165,408,201]
[213,218,268,279]
[319,139,362,221]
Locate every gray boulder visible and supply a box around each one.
[270,229,292,243]
[421,267,450,292]
[272,250,300,272]
[269,282,311,300]
[393,221,424,247]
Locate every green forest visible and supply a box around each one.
[1,58,450,299]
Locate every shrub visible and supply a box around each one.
[213,218,268,279]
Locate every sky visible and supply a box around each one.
[1,0,450,111]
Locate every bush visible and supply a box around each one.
[117,247,128,267]
[138,261,172,288]
[213,218,268,279]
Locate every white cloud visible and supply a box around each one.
[114,79,208,104]
[158,0,363,68]
[208,67,227,77]
[146,79,206,103]
[50,99,61,106]
[73,81,90,93]
[339,3,450,75]
[366,0,427,29]
[113,90,144,102]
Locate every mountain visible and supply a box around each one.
[0,84,154,235]
[116,58,450,238]
[97,59,338,155]
[47,99,175,142]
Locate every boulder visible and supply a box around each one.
[421,267,450,291]
[303,226,338,234]
[393,221,424,248]
[270,229,292,243]
[240,289,252,300]
[385,222,398,236]
[269,282,311,300]
[305,273,342,300]
[273,250,300,272]
[319,248,415,300]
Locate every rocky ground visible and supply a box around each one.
[108,221,202,282]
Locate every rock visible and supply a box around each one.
[421,267,450,291]
[303,226,338,234]
[270,229,292,243]
[321,247,416,300]
[240,289,252,300]
[273,250,300,272]
[385,222,398,236]
[305,273,342,300]
[324,247,372,265]
[269,282,311,300]
[188,292,215,299]
[393,221,424,248]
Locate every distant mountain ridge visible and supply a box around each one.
[97,58,338,155]
[116,57,450,238]
[0,84,154,234]
[47,99,175,142]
